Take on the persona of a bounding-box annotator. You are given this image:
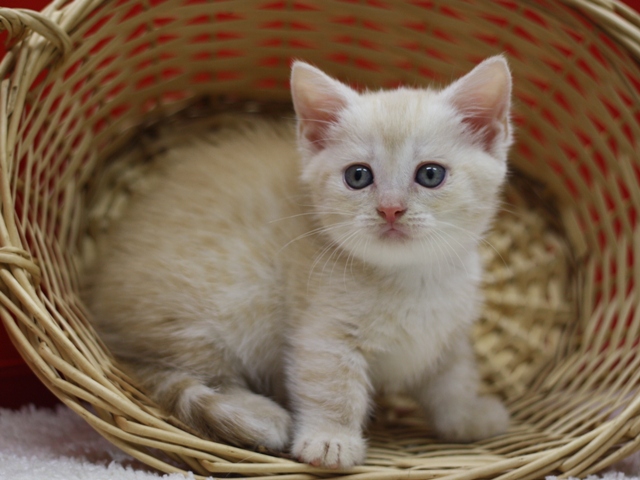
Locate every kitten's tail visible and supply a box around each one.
[137,369,291,450]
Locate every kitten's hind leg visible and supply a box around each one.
[143,370,291,450]
[415,336,509,442]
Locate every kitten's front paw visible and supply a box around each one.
[292,427,366,469]
[433,395,509,442]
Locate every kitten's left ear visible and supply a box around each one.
[444,55,513,156]
[290,61,358,153]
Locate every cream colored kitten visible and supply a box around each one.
[85,56,512,469]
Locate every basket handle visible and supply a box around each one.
[0,7,72,57]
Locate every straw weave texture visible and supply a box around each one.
[1,0,640,478]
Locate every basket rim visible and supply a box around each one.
[1,1,640,479]
[1,0,640,68]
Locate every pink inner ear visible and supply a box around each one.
[458,101,503,151]
[453,90,510,152]
[298,96,346,149]
[291,62,354,152]
[447,57,511,153]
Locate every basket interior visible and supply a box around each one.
[2,0,640,478]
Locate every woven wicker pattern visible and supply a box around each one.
[1,0,640,478]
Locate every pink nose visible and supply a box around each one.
[377,205,406,223]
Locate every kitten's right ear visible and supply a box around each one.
[443,55,512,157]
[290,61,357,153]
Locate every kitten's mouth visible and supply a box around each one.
[379,224,409,241]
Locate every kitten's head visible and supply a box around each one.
[291,57,512,269]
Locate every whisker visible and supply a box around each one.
[278,221,354,254]
[307,228,357,290]
[435,220,508,268]
[430,230,455,271]
[324,230,361,280]
[343,232,366,288]
[417,235,436,275]
[269,211,353,224]
[433,228,471,276]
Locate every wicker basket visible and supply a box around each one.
[1,0,640,478]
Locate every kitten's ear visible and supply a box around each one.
[444,55,512,155]
[290,61,357,153]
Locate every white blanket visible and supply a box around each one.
[1,405,639,479]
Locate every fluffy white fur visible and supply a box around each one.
[85,56,513,469]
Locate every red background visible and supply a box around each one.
[1,0,640,409]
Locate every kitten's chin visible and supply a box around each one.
[343,228,477,270]
[344,234,432,269]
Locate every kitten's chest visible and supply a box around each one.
[359,270,479,392]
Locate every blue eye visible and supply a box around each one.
[344,165,374,189]
[415,163,446,188]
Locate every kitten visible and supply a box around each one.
[85,56,512,469]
